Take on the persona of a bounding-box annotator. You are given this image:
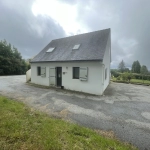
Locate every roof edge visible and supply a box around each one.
[30,59,103,63]
[52,28,110,41]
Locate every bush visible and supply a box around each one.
[117,76,121,80]
[132,73,150,80]
[121,72,134,82]
[121,74,127,81]
[111,70,121,78]
[0,69,4,75]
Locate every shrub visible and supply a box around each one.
[132,73,150,80]
[121,73,128,81]
[111,70,121,78]
[121,72,134,82]
[0,69,4,75]
[117,76,121,80]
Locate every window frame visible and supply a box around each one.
[73,67,80,79]
[37,66,41,76]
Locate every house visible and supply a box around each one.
[30,28,111,95]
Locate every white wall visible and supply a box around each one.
[31,61,104,95]
[26,69,31,82]
[102,32,111,92]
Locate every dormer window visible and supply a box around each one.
[72,44,80,50]
[46,47,55,52]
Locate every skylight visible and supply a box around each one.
[72,44,80,50]
[46,47,55,52]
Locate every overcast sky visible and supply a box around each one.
[0,0,150,69]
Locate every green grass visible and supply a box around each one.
[112,77,150,85]
[130,79,150,84]
[0,96,137,150]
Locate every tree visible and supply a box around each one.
[118,60,125,73]
[111,69,120,77]
[140,65,148,75]
[0,39,29,75]
[132,60,141,73]
[121,72,134,83]
[124,68,130,72]
[140,65,149,83]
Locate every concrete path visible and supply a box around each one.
[0,75,150,150]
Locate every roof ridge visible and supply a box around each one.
[51,28,110,42]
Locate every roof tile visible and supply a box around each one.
[31,28,110,62]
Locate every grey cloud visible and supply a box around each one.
[116,0,150,69]
[1,0,150,70]
[73,0,150,69]
[0,0,66,58]
[58,0,79,5]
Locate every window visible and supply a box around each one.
[37,66,41,76]
[105,68,107,80]
[46,47,55,52]
[73,67,79,79]
[72,44,80,50]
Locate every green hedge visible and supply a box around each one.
[111,70,150,81]
[132,73,150,80]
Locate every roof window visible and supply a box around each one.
[46,47,55,52]
[72,44,80,50]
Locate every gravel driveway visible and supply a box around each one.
[0,75,150,150]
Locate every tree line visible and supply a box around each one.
[111,60,150,82]
[118,60,149,74]
[0,39,30,75]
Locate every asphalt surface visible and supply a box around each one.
[0,75,150,150]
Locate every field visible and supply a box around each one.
[0,96,137,150]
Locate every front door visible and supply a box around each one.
[57,67,62,86]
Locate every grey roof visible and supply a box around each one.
[31,28,110,62]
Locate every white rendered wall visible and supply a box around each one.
[31,61,103,95]
[102,32,111,92]
[26,69,31,82]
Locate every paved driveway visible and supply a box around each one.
[0,75,150,150]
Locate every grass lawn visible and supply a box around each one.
[112,77,150,85]
[130,79,150,84]
[0,96,137,150]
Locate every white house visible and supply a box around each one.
[30,28,111,95]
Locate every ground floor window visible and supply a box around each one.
[37,66,41,76]
[73,67,79,79]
